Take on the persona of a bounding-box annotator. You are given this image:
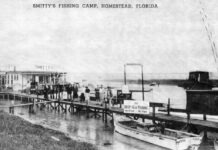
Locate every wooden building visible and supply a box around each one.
[186,90,218,115]
[5,71,66,92]
[0,65,67,92]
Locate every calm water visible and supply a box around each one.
[1,104,166,150]
[0,84,216,150]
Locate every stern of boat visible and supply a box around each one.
[176,135,202,150]
[188,145,200,150]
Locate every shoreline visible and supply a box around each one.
[0,110,97,150]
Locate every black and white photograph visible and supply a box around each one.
[0,0,218,149]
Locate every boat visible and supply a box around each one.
[214,139,218,150]
[113,115,202,150]
[149,82,157,86]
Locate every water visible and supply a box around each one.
[2,105,165,150]
[0,84,216,150]
[100,83,187,109]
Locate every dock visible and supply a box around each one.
[0,92,218,134]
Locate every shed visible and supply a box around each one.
[186,90,218,115]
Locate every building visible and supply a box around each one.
[186,90,218,115]
[0,72,6,90]
[1,65,67,92]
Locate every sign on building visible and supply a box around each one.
[124,100,149,114]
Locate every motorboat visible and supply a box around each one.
[113,115,202,150]
[150,82,157,86]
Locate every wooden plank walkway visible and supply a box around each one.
[61,100,106,110]
[60,99,218,130]
[0,91,46,100]
[109,107,218,129]
[1,91,218,131]
[10,100,57,107]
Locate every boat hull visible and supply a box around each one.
[114,115,202,150]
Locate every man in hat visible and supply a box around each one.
[85,86,90,104]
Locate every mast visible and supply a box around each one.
[198,0,218,71]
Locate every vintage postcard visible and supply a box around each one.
[0,0,217,150]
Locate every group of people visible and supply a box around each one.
[65,84,79,100]
[95,85,113,105]
[66,84,91,104]
[42,84,64,100]
[42,83,113,106]
[79,86,90,104]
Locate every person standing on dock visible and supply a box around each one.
[49,85,54,99]
[99,85,105,105]
[57,84,61,99]
[73,84,78,100]
[66,84,69,99]
[80,93,85,102]
[106,86,113,107]
[54,84,58,99]
[66,84,73,100]
[43,84,48,100]
[47,85,51,99]
[85,86,90,104]
[95,87,100,102]
[69,84,73,101]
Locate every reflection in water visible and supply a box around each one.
[7,106,165,150]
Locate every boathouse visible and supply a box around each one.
[186,89,218,115]
[3,65,66,92]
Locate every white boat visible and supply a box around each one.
[114,115,202,150]
[149,82,157,86]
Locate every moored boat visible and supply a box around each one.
[113,115,202,150]
[149,82,157,86]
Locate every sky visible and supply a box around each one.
[0,0,218,76]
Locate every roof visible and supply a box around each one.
[5,71,67,75]
[189,71,209,74]
[186,89,218,93]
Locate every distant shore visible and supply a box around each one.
[105,79,218,86]
[0,111,97,150]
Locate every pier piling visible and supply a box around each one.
[203,113,208,140]
[65,104,67,113]
[72,104,74,113]
[152,106,156,124]
[86,105,89,118]
[2,91,218,136]
[167,98,170,116]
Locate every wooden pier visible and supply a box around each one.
[0,92,58,114]
[0,92,218,135]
